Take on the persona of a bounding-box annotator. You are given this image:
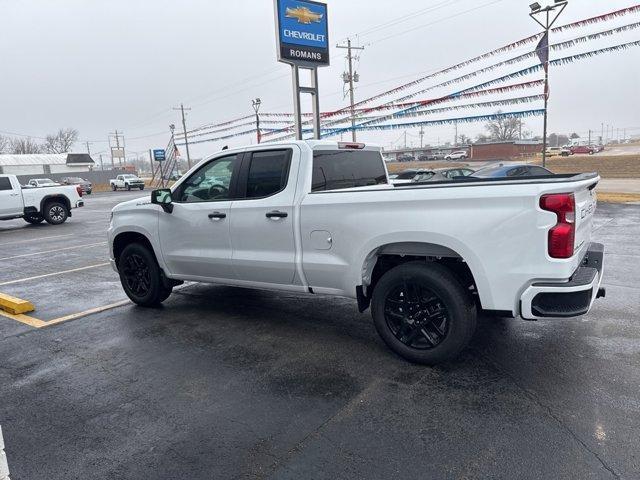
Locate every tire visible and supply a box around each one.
[24,214,44,224]
[126,184,131,191]
[139,185,144,190]
[371,261,476,365]
[118,243,172,307]
[43,201,69,225]
[112,184,117,191]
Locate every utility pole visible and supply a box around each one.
[336,38,365,142]
[174,104,192,169]
[404,131,407,149]
[419,126,424,148]
[85,141,91,156]
[252,98,262,144]
[529,0,568,168]
[109,130,124,168]
[588,129,591,145]
[454,121,458,146]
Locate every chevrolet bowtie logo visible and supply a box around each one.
[285,5,323,24]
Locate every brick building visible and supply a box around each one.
[469,141,542,161]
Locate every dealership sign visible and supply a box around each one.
[275,0,329,66]
[153,149,166,162]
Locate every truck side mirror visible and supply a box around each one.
[151,188,173,213]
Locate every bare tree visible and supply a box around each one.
[0,135,10,154]
[44,128,78,153]
[11,137,43,154]
[458,134,472,145]
[484,111,523,141]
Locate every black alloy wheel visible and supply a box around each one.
[118,243,172,307]
[371,262,476,365]
[384,282,449,350]
[122,252,152,298]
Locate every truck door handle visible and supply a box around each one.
[208,211,226,219]
[266,210,288,219]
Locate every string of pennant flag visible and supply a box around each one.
[174,4,640,146]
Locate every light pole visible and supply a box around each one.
[252,98,262,144]
[529,0,568,168]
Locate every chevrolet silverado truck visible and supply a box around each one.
[110,174,145,191]
[108,141,605,364]
[0,174,84,225]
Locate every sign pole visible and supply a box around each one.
[291,65,303,140]
[310,67,321,139]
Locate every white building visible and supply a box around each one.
[0,153,95,175]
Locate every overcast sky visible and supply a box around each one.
[1,0,639,161]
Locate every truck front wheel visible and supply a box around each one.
[118,243,172,307]
[371,262,476,365]
[126,183,131,191]
[43,202,69,225]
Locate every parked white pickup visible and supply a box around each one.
[110,174,145,191]
[108,141,605,364]
[0,174,84,225]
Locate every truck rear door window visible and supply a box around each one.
[245,150,290,198]
[0,177,12,190]
[312,150,387,191]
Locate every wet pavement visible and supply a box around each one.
[0,192,638,480]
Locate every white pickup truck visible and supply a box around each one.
[108,141,605,364]
[0,174,84,225]
[110,174,145,191]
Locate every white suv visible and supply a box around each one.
[445,151,468,161]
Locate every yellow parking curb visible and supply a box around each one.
[0,292,35,315]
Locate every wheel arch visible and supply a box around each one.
[40,194,71,213]
[112,230,161,269]
[356,236,492,311]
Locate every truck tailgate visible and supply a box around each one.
[574,181,598,254]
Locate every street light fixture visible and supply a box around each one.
[252,98,262,144]
[529,0,568,167]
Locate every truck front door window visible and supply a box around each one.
[177,155,238,202]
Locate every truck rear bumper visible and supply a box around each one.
[520,243,605,320]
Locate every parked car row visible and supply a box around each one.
[391,163,554,184]
[546,145,605,156]
[395,150,470,162]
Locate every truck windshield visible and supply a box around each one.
[312,150,387,192]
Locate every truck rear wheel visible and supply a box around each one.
[118,243,172,307]
[371,262,476,365]
[112,184,117,191]
[43,201,69,225]
[126,184,131,191]
[24,214,44,224]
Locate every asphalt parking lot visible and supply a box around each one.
[0,191,639,480]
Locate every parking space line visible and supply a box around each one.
[0,233,76,247]
[0,242,106,261]
[41,299,132,328]
[0,263,110,286]
[0,309,46,328]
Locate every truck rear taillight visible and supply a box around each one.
[540,193,575,258]
[76,185,83,197]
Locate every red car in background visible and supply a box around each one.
[570,145,595,155]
